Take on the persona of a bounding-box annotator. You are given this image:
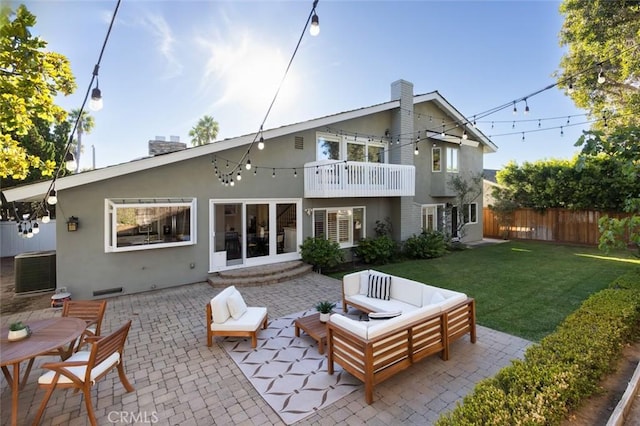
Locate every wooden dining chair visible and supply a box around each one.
[62,300,107,354]
[32,320,135,426]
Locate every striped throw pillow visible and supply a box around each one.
[367,273,391,300]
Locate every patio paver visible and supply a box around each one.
[1,273,530,425]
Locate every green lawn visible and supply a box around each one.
[330,241,640,342]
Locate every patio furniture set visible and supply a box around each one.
[0,300,134,426]
[206,269,476,404]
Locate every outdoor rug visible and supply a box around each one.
[221,307,364,425]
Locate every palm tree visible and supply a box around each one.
[68,109,95,173]
[189,115,219,146]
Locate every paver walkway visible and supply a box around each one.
[1,273,530,425]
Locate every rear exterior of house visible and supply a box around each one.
[4,80,496,299]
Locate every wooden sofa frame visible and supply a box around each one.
[328,298,476,404]
[205,303,268,348]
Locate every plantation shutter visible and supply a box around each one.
[327,212,338,243]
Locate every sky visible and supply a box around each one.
[19,0,590,172]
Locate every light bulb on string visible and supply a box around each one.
[568,80,574,94]
[47,189,58,205]
[597,65,606,84]
[521,132,525,142]
[258,136,265,150]
[245,159,252,170]
[560,126,564,137]
[472,116,477,127]
[236,170,242,181]
[294,169,297,178]
[310,11,320,36]
[567,116,570,125]
[538,119,541,128]
[42,211,50,224]
[32,222,40,234]
[272,168,276,178]
[462,129,468,140]
[512,101,517,115]
[512,121,515,129]
[414,143,419,156]
[524,99,530,114]
[230,178,235,187]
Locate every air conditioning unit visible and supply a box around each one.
[14,250,56,293]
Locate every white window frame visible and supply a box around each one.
[311,206,366,248]
[105,198,197,253]
[432,147,442,172]
[446,147,459,173]
[462,203,478,224]
[316,132,387,163]
[422,204,446,232]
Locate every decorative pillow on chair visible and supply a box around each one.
[227,290,248,319]
[367,273,391,300]
[368,310,402,320]
[359,272,370,295]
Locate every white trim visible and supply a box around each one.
[104,198,197,253]
[4,90,496,202]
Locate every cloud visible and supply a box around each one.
[195,30,300,116]
[139,12,183,80]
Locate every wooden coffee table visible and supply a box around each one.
[294,313,328,354]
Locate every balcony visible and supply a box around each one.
[304,160,415,198]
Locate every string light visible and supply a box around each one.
[294,169,297,177]
[245,158,252,170]
[512,101,517,115]
[567,80,574,94]
[236,170,242,181]
[560,126,564,137]
[414,142,419,155]
[47,189,58,205]
[597,64,606,84]
[462,129,468,140]
[524,98,530,114]
[521,132,525,142]
[310,1,320,36]
[272,168,276,178]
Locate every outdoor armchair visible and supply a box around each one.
[32,320,134,426]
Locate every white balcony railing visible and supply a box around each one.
[304,160,415,198]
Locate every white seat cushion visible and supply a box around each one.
[346,294,418,314]
[210,307,267,332]
[38,351,120,385]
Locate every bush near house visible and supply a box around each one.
[403,231,447,259]
[436,270,640,425]
[299,236,344,273]
[353,235,397,265]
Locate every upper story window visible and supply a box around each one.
[312,206,365,248]
[446,147,459,172]
[316,132,386,163]
[432,147,441,172]
[105,198,197,252]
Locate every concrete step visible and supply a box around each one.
[207,260,313,288]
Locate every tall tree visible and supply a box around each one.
[447,172,483,240]
[188,115,219,146]
[68,109,95,173]
[555,0,640,129]
[0,4,76,180]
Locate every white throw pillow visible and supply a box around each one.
[368,311,402,320]
[430,291,446,305]
[227,290,248,320]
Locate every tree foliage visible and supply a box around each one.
[68,109,95,173]
[447,172,483,239]
[555,0,640,129]
[188,115,219,146]
[496,152,640,212]
[0,5,76,180]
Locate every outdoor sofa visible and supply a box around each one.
[327,269,476,404]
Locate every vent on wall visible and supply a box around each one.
[294,136,304,150]
[14,250,56,293]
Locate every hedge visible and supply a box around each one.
[436,269,640,425]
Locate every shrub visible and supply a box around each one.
[403,231,447,259]
[354,235,397,265]
[299,236,344,273]
[436,271,640,426]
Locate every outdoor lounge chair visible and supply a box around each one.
[32,320,134,426]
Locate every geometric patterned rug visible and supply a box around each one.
[221,308,363,424]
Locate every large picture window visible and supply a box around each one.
[312,207,365,247]
[105,198,197,252]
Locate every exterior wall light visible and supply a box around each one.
[67,216,79,232]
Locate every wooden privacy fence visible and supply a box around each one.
[483,208,631,245]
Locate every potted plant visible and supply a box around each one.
[315,301,336,323]
[8,321,31,341]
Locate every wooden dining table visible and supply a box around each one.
[1,317,87,426]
